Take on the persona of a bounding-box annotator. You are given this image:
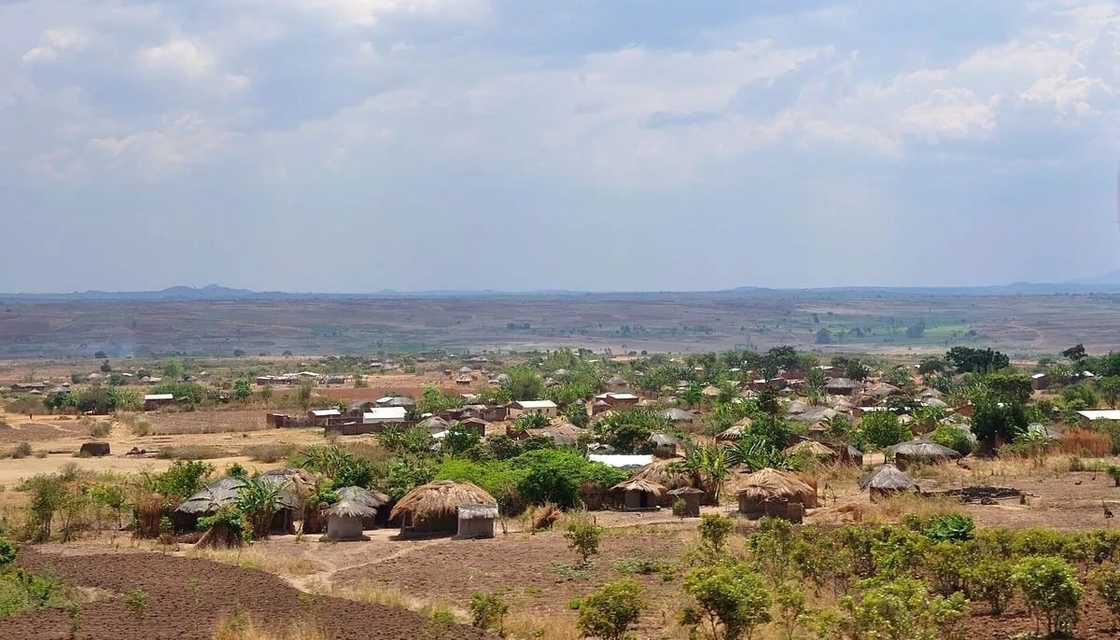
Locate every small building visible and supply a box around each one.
[456,417,489,437]
[606,375,630,392]
[308,408,342,426]
[825,378,858,396]
[661,408,696,428]
[648,433,680,458]
[589,454,654,470]
[736,468,818,520]
[143,393,175,411]
[324,487,386,541]
[1077,410,1120,425]
[390,480,497,538]
[860,464,916,502]
[887,440,961,469]
[667,487,704,517]
[511,400,558,418]
[456,504,498,539]
[1030,373,1050,391]
[596,392,640,408]
[610,479,666,511]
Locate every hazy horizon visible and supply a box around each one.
[2,1,1119,293]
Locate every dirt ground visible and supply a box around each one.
[9,549,496,640]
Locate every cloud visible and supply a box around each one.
[21,28,89,63]
[138,39,215,77]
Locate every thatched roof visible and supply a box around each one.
[389,480,496,523]
[716,423,748,442]
[610,478,667,496]
[630,457,695,490]
[418,416,450,433]
[534,422,587,446]
[887,440,961,462]
[735,468,819,508]
[649,432,680,447]
[784,440,837,460]
[325,486,381,519]
[667,487,704,496]
[458,504,499,520]
[176,478,244,515]
[860,464,915,492]
[661,408,695,422]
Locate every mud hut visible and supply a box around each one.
[888,440,961,469]
[456,504,498,539]
[735,468,818,520]
[174,478,244,532]
[535,422,587,447]
[324,487,382,541]
[648,432,681,458]
[716,420,750,442]
[845,445,865,466]
[390,480,497,538]
[610,478,666,511]
[860,464,916,502]
[667,487,704,517]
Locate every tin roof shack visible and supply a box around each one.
[596,392,639,409]
[143,393,175,411]
[324,406,409,436]
[457,504,498,539]
[308,408,342,426]
[511,400,558,418]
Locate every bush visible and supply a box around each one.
[88,422,111,438]
[698,513,734,553]
[564,514,602,566]
[10,442,32,459]
[243,443,296,463]
[680,562,771,640]
[468,591,508,634]
[965,559,1015,615]
[1013,556,1082,636]
[0,569,68,617]
[921,513,975,543]
[840,576,967,640]
[577,578,644,640]
[1091,563,1120,627]
[0,538,16,567]
[124,588,149,617]
[930,425,974,456]
[509,449,625,509]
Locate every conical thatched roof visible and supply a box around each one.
[859,464,915,492]
[534,422,587,446]
[784,440,838,460]
[630,458,695,490]
[735,468,818,508]
[325,486,381,519]
[389,480,496,523]
[176,477,245,515]
[610,478,667,496]
[649,432,680,447]
[887,440,961,462]
[418,416,450,433]
[716,423,748,442]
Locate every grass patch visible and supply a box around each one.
[185,547,322,578]
[243,443,297,464]
[156,445,232,460]
[213,612,328,640]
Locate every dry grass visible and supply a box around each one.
[858,493,964,524]
[156,444,233,460]
[213,614,328,640]
[504,611,580,640]
[186,547,323,578]
[243,443,298,463]
[1054,428,1113,457]
[336,582,465,623]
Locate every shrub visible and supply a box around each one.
[0,538,16,567]
[10,442,32,459]
[124,588,149,617]
[564,514,602,566]
[859,412,911,450]
[1013,556,1082,637]
[469,591,509,634]
[244,443,296,463]
[146,460,214,501]
[671,498,687,518]
[921,513,975,543]
[577,578,644,640]
[680,562,771,640]
[236,475,287,539]
[0,569,67,617]
[1107,465,1120,488]
[1091,563,1120,627]
[924,541,969,596]
[840,576,967,640]
[88,422,111,438]
[930,425,973,456]
[698,513,734,553]
[965,559,1015,615]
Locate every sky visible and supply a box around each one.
[1,0,1119,293]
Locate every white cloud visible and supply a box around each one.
[22,28,89,63]
[272,0,490,27]
[138,39,215,77]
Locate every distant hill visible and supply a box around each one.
[1067,269,1120,286]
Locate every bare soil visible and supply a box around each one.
[9,549,496,640]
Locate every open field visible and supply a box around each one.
[1,291,1118,358]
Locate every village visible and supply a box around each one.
[1,344,1120,639]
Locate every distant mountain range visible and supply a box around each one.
[2,273,1120,302]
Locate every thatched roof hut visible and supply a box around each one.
[323,486,382,541]
[667,487,704,517]
[457,504,499,539]
[534,422,587,446]
[418,416,451,434]
[860,464,916,502]
[887,440,961,469]
[784,440,838,463]
[610,478,666,511]
[631,458,694,491]
[736,468,818,519]
[716,421,750,442]
[390,480,497,537]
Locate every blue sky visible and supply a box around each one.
[1,0,1118,292]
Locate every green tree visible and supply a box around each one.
[236,475,287,539]
[946,346,1009,374]
[1098,376,1120,409]
[839,576,967,640]
[859,411,911,449]
[681,562,772,640]
[564,514,603,566]
[577,579,644,640]
[1013,556,1082,637]
[232,379,252,401]
[469,592,509,635]
[504,365,545,401]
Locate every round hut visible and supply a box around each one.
[648,433,680,458]
[735,468,818,521]
[845,445,865,467]
[716,420,751,442]
[888,440,961,469]
[390,480,497,538]
[860,464,916,502]
[630,458,696,505]
[667,487,704,517]
[324,486,383,541]
[174,477,245,532]
[610,478,667,511]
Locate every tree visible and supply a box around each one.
[679,444,729,504]
[236,475,287,539]
[839,576,967,640]
[814,328,833,345]
[577,579,644,640]
[983,371,1033,405]
[918,357,947,375]
[845,359,871,382]
[1098,376,1120,409]
[858,411,911,449]
[469,592,509,635]
[259,385,273,406]
[1062,344,1087,362]
[970,393,1028,454]
[232,379,251,401]
[504,366,545,401]
[946,347,1009,374]
[681,562,771,640]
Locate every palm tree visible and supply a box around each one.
[236,475,288,539]
[724,435,790,472]
[679,443,729,505]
